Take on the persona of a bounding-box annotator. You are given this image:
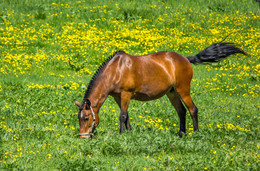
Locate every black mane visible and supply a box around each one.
[82,50,125,103]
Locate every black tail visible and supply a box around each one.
[187,42,247,65]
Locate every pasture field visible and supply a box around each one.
[0,0,259,170]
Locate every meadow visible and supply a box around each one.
[0,0,259,170]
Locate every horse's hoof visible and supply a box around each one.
[179,131,185,138]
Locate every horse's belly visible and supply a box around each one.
[131,93,164,101]
[132,85,171,101]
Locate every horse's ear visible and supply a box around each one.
[74,99,81,107]
[85,99,91,108]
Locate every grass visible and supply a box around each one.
[0,0,259,170]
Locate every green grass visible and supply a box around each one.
[0,0,259,170]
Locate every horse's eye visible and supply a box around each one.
[85,117,89,121]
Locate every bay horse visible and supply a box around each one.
[74,41,246,138]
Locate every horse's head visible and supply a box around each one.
[75,99,97,139]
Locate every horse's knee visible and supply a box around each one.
[120,114,127,123]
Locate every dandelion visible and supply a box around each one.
[47,154,52,158]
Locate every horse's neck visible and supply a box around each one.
[87,62,117,110]
[88,79,109,110]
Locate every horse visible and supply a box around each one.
[74,41,246,138]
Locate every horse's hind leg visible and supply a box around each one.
[167,91,187,137]
[177,88,199,132]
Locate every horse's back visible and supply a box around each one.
[134,51,193,86]
[109,51,193,100]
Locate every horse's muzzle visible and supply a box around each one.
[79,132,94,139]
[80,135,91,139]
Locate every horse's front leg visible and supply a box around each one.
[113,96,132,132]
[125,112,131,131]
[119,91,132,134]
